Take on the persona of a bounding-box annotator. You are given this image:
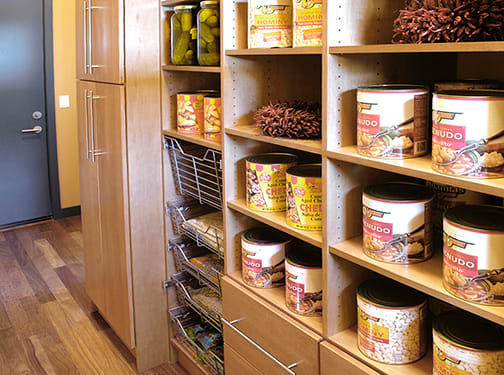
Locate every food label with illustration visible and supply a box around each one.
[432,94,504,178]
[242,239,288,288]
[443,219,504,305]
[177,93,205,134]
[246,161,295,212]
[293,0,323,47]
[285,261,322,316]
[362,194,432,264]
[249,0,292,48]
[204,97,221,141]
[357,88,429,159]
[286,175,322,230]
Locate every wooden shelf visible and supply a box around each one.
[227,198,323,248]
[228,270,323,336]
[328,326,432,375]
[161,0,199,7]
[329,41,504,54]
[225,125,322,154]
[226,47,322,56]
[327,146,504,198]
[330,236,504,326]
[162,64,221,74]
[163,129,222,151]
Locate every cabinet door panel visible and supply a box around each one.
[92,82,134,348]
[75,0,88,80]
[321,342,380,375]
[224,344,262,375]
[77,81,105,313]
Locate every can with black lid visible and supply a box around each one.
[357,279,427,364]
[443,205,504,306]
[285,241,322,316]
[362,182,434,264]
[241,227,292,289]
[433,310,504,374]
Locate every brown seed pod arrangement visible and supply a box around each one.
[253,101,322,140]
[392,0,504,43]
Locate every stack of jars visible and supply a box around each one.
[170,1,220,66]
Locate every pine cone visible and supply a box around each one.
[392,0,504,43]
[253,101,321,140]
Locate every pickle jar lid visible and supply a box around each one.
[246,153,298,165]
[434,89,504,99]
[174,5,198,11]
[434,310,504,351]
[242,227,292,245]
[286,241,322,268]
[200,0,219,5]
[363,182,433,202]
[444,205,504,232]
[357,279,426,308]
[286,164,322,178]
[358,84,428,92]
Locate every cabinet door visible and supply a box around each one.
[75,0,87,80]
[320,342,380,375]
[77,81,106,313]
[91,82,134,348]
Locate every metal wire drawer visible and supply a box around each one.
[166,137,223,210]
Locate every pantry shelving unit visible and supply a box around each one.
[159,0,504,374]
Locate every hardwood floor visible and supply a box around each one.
[0,216,187,375]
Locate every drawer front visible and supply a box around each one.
[224,344,262,375]
[320,341,379,375]
[222,277,321,375]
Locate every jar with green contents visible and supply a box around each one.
[197,1,220,66]
[171,5,198,65]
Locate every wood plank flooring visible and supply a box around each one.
[0,216,187,375]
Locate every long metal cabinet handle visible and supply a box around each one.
[84,89,90,160]
[222,318,299,374]
[84,0,88,74]
[88,0,93,75]
[89,90,95,162]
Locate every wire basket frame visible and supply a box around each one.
[166,137,223,210]
[169,306,224,375]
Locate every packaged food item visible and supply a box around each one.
[177,90,218,134]
[248,0,293,48]
[434,80,501,92]
[197,1,220,66]
[357,279,427,365]
[285,241,322,316]
[190,253,222,284]
[357,85,429,159]
[246,153,298,212]
[443,205,504,305]
[286,164,322,231]
[362,182,434,264]
[242,227,292,288]
[182,211,223,253]
[171,6,198,65]
[204,96,221,141]
[188,285,223,315]
[432,90,504,178]
[433,310,504,375]
[293,0,323,47]
[194,324,222,351]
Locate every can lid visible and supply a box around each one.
[174,5,198,10]
[434,89,504,98]
[242,227,292,245]
[178,90,219,95]
[286,164,322,178]
[435,79,501,87]
[201,0,219,5]
[363,182,433,202]
[286,241,322,268]
[434,310,504,351]
[357,279,426,308]
[358,84,428,92]
[444,205,504,232]
[246,153,298,165]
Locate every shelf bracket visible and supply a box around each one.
[162,280,174,289]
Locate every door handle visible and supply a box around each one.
[89,90,96,162]
[88,0,93,75]
[84,0,89,74]
[21,126,43,134]
[84,89,90,160]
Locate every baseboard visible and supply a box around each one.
[54,206,81,219]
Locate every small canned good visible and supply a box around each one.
[246,153,298,212]
[432,90,504,178]
[443,205,504,305]
[362,182,434,264]
[293,0,323,48]
[434,80,501,92]
[357,279,427,365]
[177,90,218,134]
[357,85,429,159]
[285,242,322,316]
[433,310,504,375]
[286,164,322,231]
[204,96,221,141]
[248,0,293,48]
[241,227,292,288]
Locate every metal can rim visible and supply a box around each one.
[246,153,298,165]
[286,164,322,178]
[358,84,429,93]
[433,89,504,99]
[177,90,219,95]
[363,182,434,203]
[444,205,504,233]
[357,279,426,308]
[242,227,292,245]
[285,242,322,268]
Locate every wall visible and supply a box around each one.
[52,0,80,208]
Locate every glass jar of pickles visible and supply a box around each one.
[171,5,198,65]
[197,1,220,66]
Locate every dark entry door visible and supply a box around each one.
[0,0,52,226]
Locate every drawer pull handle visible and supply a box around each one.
[222,318,299,375]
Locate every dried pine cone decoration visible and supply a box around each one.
[254,101,321,139]
[392,0,504,43]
